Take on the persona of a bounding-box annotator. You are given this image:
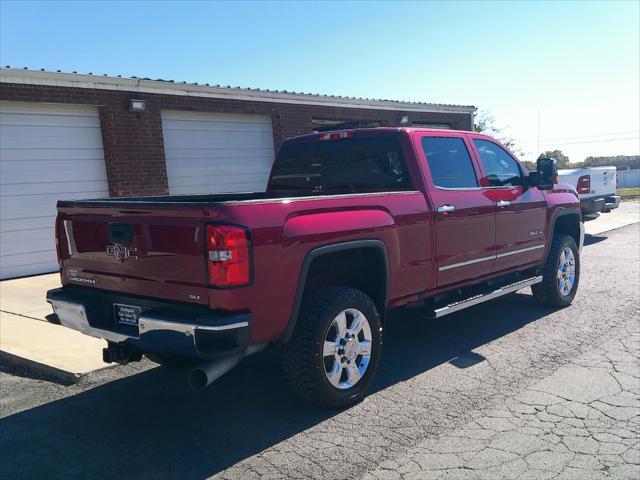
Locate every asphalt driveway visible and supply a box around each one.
[0,217,638,479]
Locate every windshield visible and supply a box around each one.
[269,137,413,194]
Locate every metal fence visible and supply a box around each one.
[617,169,640,188]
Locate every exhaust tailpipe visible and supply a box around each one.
[187,355,241,391]
[187,343,267,391]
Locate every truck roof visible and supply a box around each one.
[283,126,481,145]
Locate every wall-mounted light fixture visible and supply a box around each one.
[399,115,409,124]
[128,99,146,113]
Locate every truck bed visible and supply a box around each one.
[57,190,359,207]
[55,188,426,317]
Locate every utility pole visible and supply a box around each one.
[537,109,541,156]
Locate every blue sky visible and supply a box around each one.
[1,0,638,162]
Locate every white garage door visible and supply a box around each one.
[161,110,275,194]
[0,102,109,279]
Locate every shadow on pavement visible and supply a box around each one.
[448,351,487,369]
[0,292,554,479]
[584,233,608,246]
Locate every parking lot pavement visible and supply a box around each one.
[585,200,639,236]
[0,223,639,480]
[364,321,640,480]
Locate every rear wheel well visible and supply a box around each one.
[553,213,581,246]
[304,247,387,319]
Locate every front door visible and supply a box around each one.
[418,135,496,287]
[471,138,547,272]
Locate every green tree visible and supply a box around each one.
[541,149,570,169]
[580,155,639,169]
[474,110,522,155]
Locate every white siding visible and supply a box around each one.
[161,110,275,194]
[0,102,109,279]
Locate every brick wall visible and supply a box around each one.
[1,83,472,196]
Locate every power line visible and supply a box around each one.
[517,130,640,144]
[519,135,639,147]
[522,136,639,148]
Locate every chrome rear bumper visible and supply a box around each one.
[46,288,251,360]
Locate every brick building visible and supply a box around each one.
[0,67,475,278]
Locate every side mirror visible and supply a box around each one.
[530,157,557,190]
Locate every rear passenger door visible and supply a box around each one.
[418,135,496,287]
[471,138,547,272]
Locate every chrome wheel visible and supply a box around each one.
[557,246,576,296]
[322,308,372,390]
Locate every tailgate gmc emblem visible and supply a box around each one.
[106,244,138,260]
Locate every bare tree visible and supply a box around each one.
[474,110,522,155]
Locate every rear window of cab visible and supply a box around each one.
[270,137,413,193]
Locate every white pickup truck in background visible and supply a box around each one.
[558,166,621,221]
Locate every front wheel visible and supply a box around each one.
[282,287,382,408]
[532,233,580,308]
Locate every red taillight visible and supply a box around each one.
[54,219,62,267]
[577,175,591,194]
[207,225,251,287]
[319,131,353,141]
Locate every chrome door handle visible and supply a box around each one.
[437,204,455,213]
[496,200,511,207]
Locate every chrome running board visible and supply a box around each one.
[429,276,543,319]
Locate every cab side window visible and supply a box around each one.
[421,137,478,188]
[473,139,523,187]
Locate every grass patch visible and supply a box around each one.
[617,188,640,196]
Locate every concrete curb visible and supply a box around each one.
[0,350,114,385]
[0,310,117,385]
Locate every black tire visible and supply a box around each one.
[532,233,580,308]
[145,352,199,368]
[282,286,383,408]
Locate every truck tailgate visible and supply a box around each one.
[57,203,210,306]
[589,166,617,197]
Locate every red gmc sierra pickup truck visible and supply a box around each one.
[47,128,583,407]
